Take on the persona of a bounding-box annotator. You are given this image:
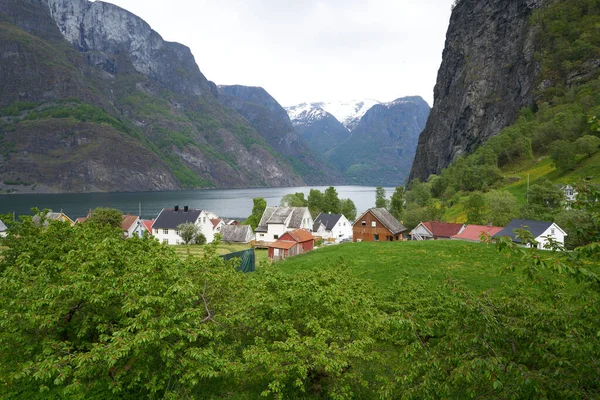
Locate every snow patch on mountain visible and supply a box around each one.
[286,99,381,131]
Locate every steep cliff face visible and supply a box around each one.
[409,0,545,182]
[329,97,430,186]
[218,85,344,185]
[0,0,306,192]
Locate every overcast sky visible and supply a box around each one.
[98,0,454,107]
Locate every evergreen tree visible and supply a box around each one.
[308,189,324,217]
[375,186,387,208]
[322,186,341,214]
[464,192,489,225]
[389,186,405,220]
[340,199,357,221]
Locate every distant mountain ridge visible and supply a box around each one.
[0,0,334,193]
[286,96,430,186]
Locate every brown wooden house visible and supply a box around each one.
[268,229,314,261]
[352,208,407,242]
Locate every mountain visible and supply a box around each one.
[328,97,430,186]
[285,104,350,156]
[0,0,307,193]
[287,99,380,132]
[217,85,344,184]
[408,0,544,182]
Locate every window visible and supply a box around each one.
[371,221,376,227]
[551,228,555,235]
[374,234,379,241]
[163,229,169,234]
[362,220,366,226]
[175,230,180,235]
[259,233,264,237]
[274,234,279,239]
[154,228,159,234]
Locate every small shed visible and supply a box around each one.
[220,225,254,244]
[268,228,314,261]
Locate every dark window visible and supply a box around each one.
[274,234,279,239]
[361,220,366,226]
[374,234,379,241]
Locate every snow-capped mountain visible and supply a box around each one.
[286,99,381,131]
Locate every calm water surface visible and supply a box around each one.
[0,186,396,220]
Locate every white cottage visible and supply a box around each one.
[153,205,219,244]
[313,213,353,242]
[493,219,567,249]
[255,206,313,243]
[121,215,146,238]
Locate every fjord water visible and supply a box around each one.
[0,186,395,220]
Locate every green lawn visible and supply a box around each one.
[278,240,519,293]
[172,242,269,265]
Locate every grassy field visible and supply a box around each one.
[172,242,269,265]
[278,240,521,293]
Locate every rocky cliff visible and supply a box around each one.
[409,0,544,182]
[0,0,306,192]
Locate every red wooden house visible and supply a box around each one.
[268,229,314,261]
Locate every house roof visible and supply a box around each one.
[422,221,464,238]
[269,240,297,250]
[256,206,309,232]
[451,224,504,241]
[313,221,325,233]
[314,213,342,231]
[355,208,407,235]
[0,219,7,232]
[285,228,314,243]
[142,219,154,232]
[492,219,561,243]
[75,217,88,224]
[211,218,223,229]
[121,215,139,231]
[153,208,202,229]
[220,225,253,243]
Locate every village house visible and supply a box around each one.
[313,213,353,242]
[352,208,407,242]
[121,215,146,238]
[268,228,314,261]
[34,211,74,226]
[152,205,219,244]
[410,221,465,240]
[255,206,313,243]
[0,219,7,237]
[219,224,254,244]
[493,219,567,249]
[451,224,504,242]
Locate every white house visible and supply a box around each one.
[313,213,353,242]
[0,219,7,237]
[153,205,219,244]
[255,206,313,243]
[493,219,567,249]
[121,215,146,238]
[558,184,578,209]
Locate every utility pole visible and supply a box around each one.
[526,174,530,204]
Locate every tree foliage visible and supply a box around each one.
[88,207,122,228]
[280,192,308,207]
[244,197,266,231]
[322,186,342,214]
[375,186,387,208]
[389,186,405,221]
[177,222,200,245]
[340,198,357,221]
[464,192,489,225]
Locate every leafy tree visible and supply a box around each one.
[177,222,200,245]
[406,179,431,207]
[194,232,207,245]
[575,134,600,156]
[428,174,448,198]
[549,140,577,171]
[322,186,341,214]
[280,192,308,207]
[389,186,405,221]
[485,190,519,226]
[375,186,387,208]
[340,198,357,221]
[464,192,489,225]
[244,197,266,231]
[88,207,122,228]
[527,178,565,211]
[308,189,324,217]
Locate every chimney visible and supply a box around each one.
[184,205,189,212]
[174,205,179,212]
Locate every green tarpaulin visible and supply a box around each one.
[220,249,255,273]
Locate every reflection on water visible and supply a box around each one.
[0,186,397,220]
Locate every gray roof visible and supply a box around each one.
[256,206,309,232]
[314,213,342,231]
[492,219,555,243]
[0,219,7,232]
[357,208,407,235]
[220,225,253,243]
[153,208,202,229]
